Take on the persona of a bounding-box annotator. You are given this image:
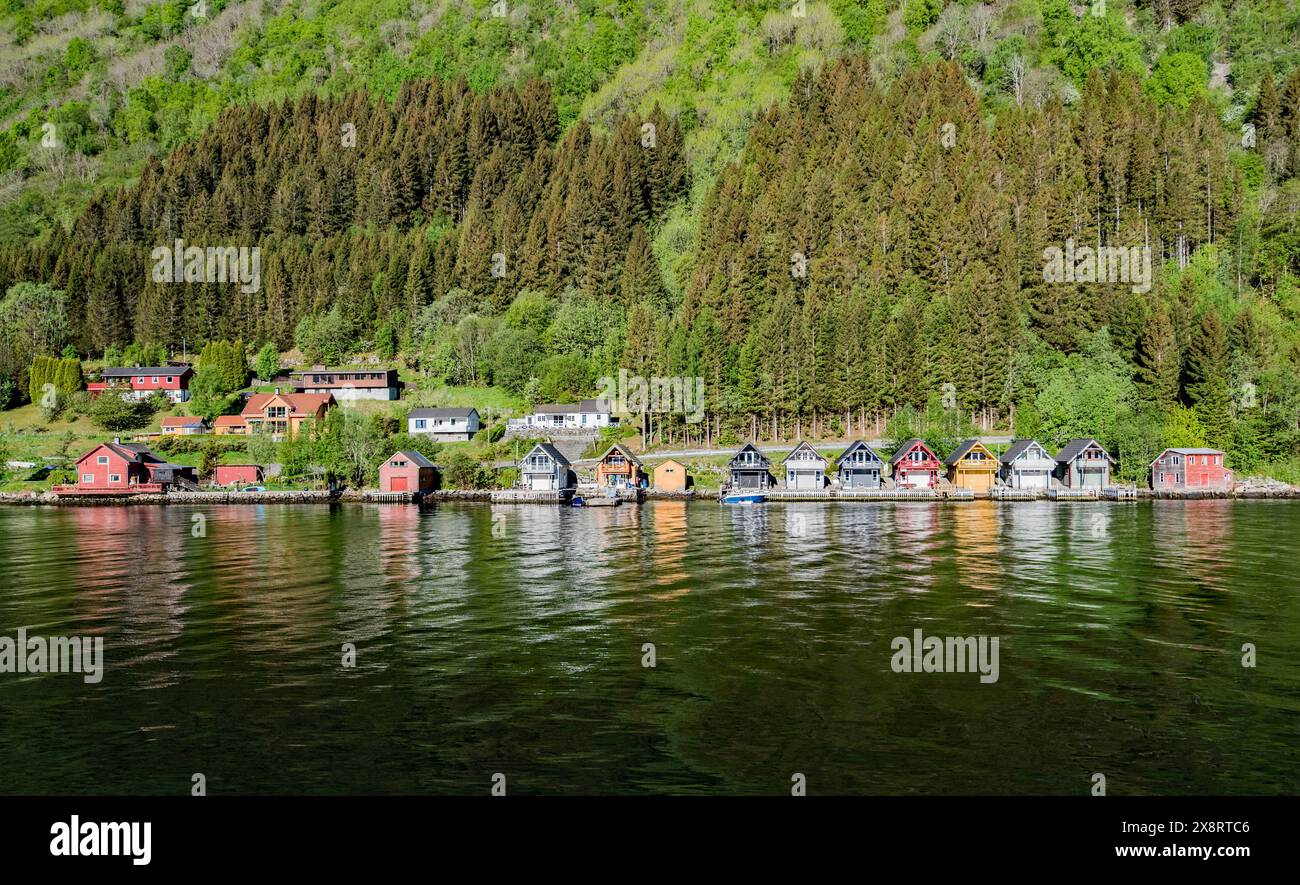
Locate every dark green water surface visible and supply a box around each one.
[0,500,1297,795]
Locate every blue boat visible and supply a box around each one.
[571,496,587,507]
[721,492,765,505]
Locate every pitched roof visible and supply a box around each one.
[1055,438,1116,464]
[834,440,882,468]
[160,416,205,427]
[597,442,642,466]
[409,407,478,419]
[781,441,826,464]
[80,441,162,466]
[388,450,435,469]
[727,442,770,468]
[1000,439,1043,464]
[241,392,333,418]
[524,442,570,466]
[213,415,248,427]
[533,399,612,415]
[1150,447,1226,466]
[889,438,933,465]
[100,365,191,377]
[944,439,996,467]
[653,458,686,471]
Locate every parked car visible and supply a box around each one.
[241,485,267,492]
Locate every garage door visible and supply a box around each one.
[529,475,553,491]
[1083,471,1104,489]
[793,471,819,489]
[391,476,408,492]
[1021,471,1049,489]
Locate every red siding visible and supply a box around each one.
[379,459,435,493]
[213,465,263,486]
[74,445,139,489]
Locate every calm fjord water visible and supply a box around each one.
[1,500,1297,795]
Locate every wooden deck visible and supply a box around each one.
[489,489,574,504]
[1049,487,1100,500]
[992,487,1046,500]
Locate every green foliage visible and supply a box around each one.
[1145,52,1209,109]
[88,391,153,431]
[253,342,281,382]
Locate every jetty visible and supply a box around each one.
[489,489,573,504]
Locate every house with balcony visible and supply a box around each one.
[998,439,1055,490]
[595,443,644,489]
[507,399,616,435]
[289,367,402,401]
[1054,439,1116,490]
[52,439,197,496]
[519,443,573,492]
[408,407,480,441]
[87,365,193,403]
[240,391,333,440]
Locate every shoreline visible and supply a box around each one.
[2,486,1297,506]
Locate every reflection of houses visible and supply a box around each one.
[1054,439,1116,489]
[1150,448,1232,490]
[87,365,193,403]
[727,443,773,490]
[890,439,941,489]
[835,440,884,489]
[290,366,401,400]
[408,407,479,441]
[378,450,439,493]
[595,443,644,488]
[781,441,827,489]
[240,391,333,440]
[53,439,197,496]
[945,439,998,491]
[520,443,572,491]
[999,439,1054,489]
[160,416,207,435]
[651,459,690,492]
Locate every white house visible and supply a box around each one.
[511,399,615,431]
[520,443,572,492]
[998,439,1056,490]
[408,407,480,441]
[782,441,827,489]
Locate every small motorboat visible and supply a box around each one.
[721,492,765,505]
[570,495,586,507]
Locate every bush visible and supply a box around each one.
[88,392,152,431]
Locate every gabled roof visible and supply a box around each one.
[388,450,435,469]
[1150,447,1225,466]
[597,442,642,466]
[653,458,687,470]
[409,407,478,419]
[835,440,883,468]
[781,441,825,465]
[1000,438,1049,464]
[524,442,570,467]
[242,392,333,418]
[727,442,770,469]
[889,438,935,465]
[100,365,191,377]
[78,441,162,466]
[944,438,996,467]
[213,415,248,427]
[1055,438,1116,464]
[161,416,205,427]
[533,399,612,415]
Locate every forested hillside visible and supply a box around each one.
[1,0,1299,480]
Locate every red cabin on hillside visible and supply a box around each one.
[213,465,264,487]
[889,438,942,490]
[1150,448,1233,491]
[53,440,197,495]
[87,365,193,403]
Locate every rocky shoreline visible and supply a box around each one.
[2,481,1297,506]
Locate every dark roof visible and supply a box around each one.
[526,442,570,466]
[100,366,191,377]
[1054,438,1115,464]
[781,441,825,464]
[727,443,770,469]
[1000,439,1041,464]
[835,440,883,468]
[533,399,612,415]
[944,439,982,466]
[889,438,931,465]
[390,450,435,469]
[409,407,478,419]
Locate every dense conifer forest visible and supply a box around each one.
[1,0,1299,481]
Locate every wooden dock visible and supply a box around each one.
[992,487,1045,500]
[364,491,418,503]
[1049,488,1100,500]
[1104,486,1139,500]
[761,488,942,502]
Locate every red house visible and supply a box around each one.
[87,365,193,403]
[53,440,197,496]
[1151,448,1233,491]
[378,451,438,494]
[213,465,264,487]
[889,438,942,490]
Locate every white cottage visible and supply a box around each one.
[409,407,480,441]
[520,443,572,492]
[998,439,1055,490]
[781,441,827,490]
